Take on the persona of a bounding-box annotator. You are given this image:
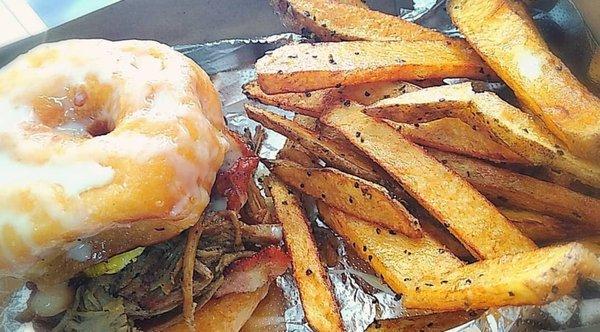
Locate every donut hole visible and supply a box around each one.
[86,118,115,137]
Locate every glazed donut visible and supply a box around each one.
[0,39,229,281]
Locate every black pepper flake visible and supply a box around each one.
[277,70,283,74]
[394,294,402,301]
[354,182,360,188]
[427,322,434,327]
[383,94,391,99]
[438,248,446,254]
[478,67,485,74]
[415,286,420,292]
[305,268,313,276]
[363,245,367,252]
[439,98,446,102]
[354,52,360,55]
[335,83,342,88]
[303,10,311,17]
[300,183,305,188]
[312,55,318,59]
[425,283,434,287]
[282,201,288,205]
[556,149,564,156]
[464,279,472,285]
[287,55,298,59]
[349,196,354,203]
[508,291,515,296]
[352,242,356,248]
[414,123,420,128]
[389,230,397,235]
[360,137,365,143]
[551,285,559,294]
[404,277,411,281]
[355,131,361,138]
[443,223,450,228]
[328,54,337,65]
[522,128,529,133]
[343,99,351,107]
[364,91,371,97]
[368,255,373,261]
[305,92,312,97]
[306,170,312,176]
[441,280,448,284]
[376,228,381,234]
[321,193,326,199]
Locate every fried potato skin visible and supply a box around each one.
[270,159,421,237]
[268,177,344,332]
[256,41,495,93]
[404,243,600,310]
[320,107,537,260]
[429,150,600,231]
[317,202,463,295]
[448,0,600,161]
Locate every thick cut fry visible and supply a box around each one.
[268,177,344,332]
[340,81,421,106]
[318,202,463,295]
[255,41,496,94]
[390,118,528,164]
[320,106,537,259]
[448,0,600,161]
[245,104,381,183]
[367,83,600,188]
[366,311,480,332]
[269,159,421,237]
[428,150,600,230]
[404,243,600,310]
[499,208,573,245]
[153,284,269,332]
[243,80,418,117]
[271,0,461,44]
[240,283,286,332]
[277,115,320,167]
[243,80,339,117]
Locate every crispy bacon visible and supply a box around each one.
[215,130,260,211]
[214,246,290,298]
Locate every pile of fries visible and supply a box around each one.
[244,0,600,330]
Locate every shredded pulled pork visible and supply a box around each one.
[53,211,257,331]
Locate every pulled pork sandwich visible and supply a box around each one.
[0,39,289,331]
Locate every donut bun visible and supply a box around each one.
[0,39,229,283]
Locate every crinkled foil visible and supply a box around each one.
[2,1,599,331]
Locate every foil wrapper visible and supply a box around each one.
[2,1,599,331]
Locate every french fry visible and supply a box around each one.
[499,208,573,245]
[270,0,461,43]
[404,242,600,310]
[152,284,269,332]
[366,311,480,332]
[277,114,320,167]
[240,284,286,332]
[320,106,537,260]
[448,0,600,161]
[243,80,418,117]
[255,41,496,94]
[428,150,600,230]
[417,211,474,262]
[317,202,464,295]
[390,118,529,164]
[245,104,381,183]
[268,177,344,332]
[269,159,422,237]
[367,83,600,188]
[340,81,421,106]
[243,80,339,117]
